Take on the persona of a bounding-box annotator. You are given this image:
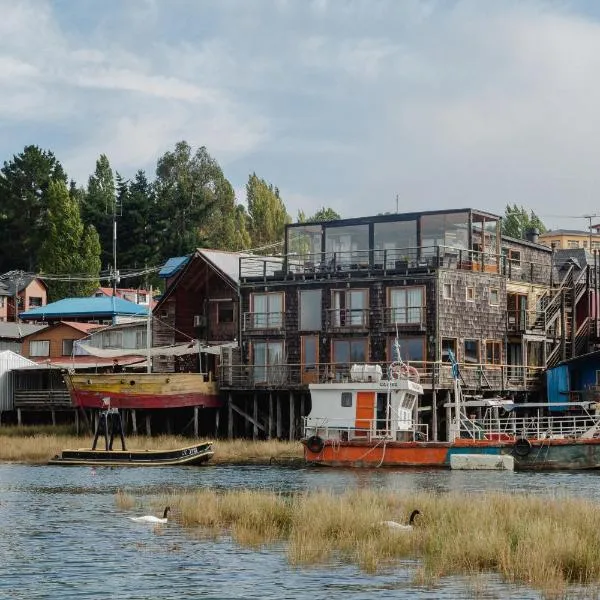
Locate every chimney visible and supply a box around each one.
[525,228,539,244]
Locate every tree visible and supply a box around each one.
[310,207,341,222]
[502,204,547,239]
[155,141,233,257]
[0,145,67,271]
[38,180,101,300]
[81,154,115,270]
[246,173,290,247]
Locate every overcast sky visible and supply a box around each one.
[2,0,600,229]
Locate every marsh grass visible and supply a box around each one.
[0,431,303,464]
[123,488,600,596]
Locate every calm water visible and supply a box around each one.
[1,465,600,599]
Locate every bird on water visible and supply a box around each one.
[129,506,171,524]
[379,509,421,531]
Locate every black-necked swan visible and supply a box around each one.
[379,509,421,531]
[129,506,171,524]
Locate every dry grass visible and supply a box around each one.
[125,488,600,597]
[0,429,303,464]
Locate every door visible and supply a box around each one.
[355,391,375,436]
[301,335,319,384]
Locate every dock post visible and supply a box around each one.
[145,414,151,437]
[51,410,56,426]
[253,393,258,440]
[215,409,220,439]
[228,393,233,439]
[194,406,199,438]
[131,409,137,435]
[432,390,438,441]
[17,408,22,426]
[276,394,282,439]
[289,392,295,441]
[445,391,452,442]
[74,410,79,435]
[268,392,273,439]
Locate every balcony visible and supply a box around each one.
[383,306,425,330]
[326,308,369,331]
[243,311,285,333]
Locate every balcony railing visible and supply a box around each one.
[239,245,552,286]
[326,308,369,330]
[243,311,285,331]
[383,306,425,329]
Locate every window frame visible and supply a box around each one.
[464,339,480,364]
[331,288,369,327]
[30,340,50,357]
[298,289,322,331]
[250,292,285,329]
[465,286,475,302]
[485,340,502,365]
[62,339,75,356]
[387,286,425,325]
[217,302,235,324]
[489,288,500,306]
[442,283,453,300]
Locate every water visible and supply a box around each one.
[1,465,599,599]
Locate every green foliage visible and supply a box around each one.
[246,173,290,247]
[310,207,341,222]
[502,204,547,239]
[0,145,67,272]
[38,180,101,300]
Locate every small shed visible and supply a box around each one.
[546,350,600,411]
[0,350,37,412]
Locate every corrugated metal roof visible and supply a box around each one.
[0,323,47,340]
[198,249,253,284]
[158,256,190,278]
[19,297,148,320]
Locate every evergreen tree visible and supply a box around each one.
[246,173,290,247]
[502,204,547,239]
[39,180,101,300]
[0,145,67,271]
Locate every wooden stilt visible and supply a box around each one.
[276,394,282,439]
[253,393,258,440]
[268,392,273,439]
[215,409,220,439]
[432,390,438,441]
[131,409,137,435]
[445,390,452,442]
[93,411,98,434]
[194,406,199,438]
[17,408,22,426]
[166,416,172,435]
[145,414,151,437]
[51,409,56,426]
[289,392,295,441]
[75,410,79,436]
[228,393,233,439]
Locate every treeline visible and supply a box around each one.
[0,141,340,300]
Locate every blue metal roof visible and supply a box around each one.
[19,296,148,320]
[158,256,190,278]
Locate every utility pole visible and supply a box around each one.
[112,191,122,296]
[395,194,399,214]
[12,271,23,323]
[584,214,598,252]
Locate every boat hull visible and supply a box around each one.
[49,441,214,467]
[64,373,221,409]
[303,438,600,470]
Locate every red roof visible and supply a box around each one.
[59,321,105,334]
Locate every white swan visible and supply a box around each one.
[379,509,421,531]
[129,506,171,524]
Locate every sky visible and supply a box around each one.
[2,0,600,230]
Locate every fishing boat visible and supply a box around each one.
[302,347,600,470]
[49,401,214,466]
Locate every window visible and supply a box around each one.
[464,340,479,364]
[466,287,475,302]
[341,392,353,407]
[253,341,284,383]
[325,224,369,265]
[0,297,4,308]
[486,340,502,365]
[388,287,424,325]
[332,339,368,364]
[567,240,579,249]
[135,330,147,348]
[502,248,521,266]
[592,242,600,250]
[217,302,234,323]
[299,289,322,330]
[251,292,284,328]
[62,339,75,356]
[28,297,43,308]
[331,289,368,327]
[30,340,50,357]
[138,293,148,303]
[441,338,457,363]
[443,283,452,299]
[388,337,425,362]
[104,330,123,348]
[489,288,500,305]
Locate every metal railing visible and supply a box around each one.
[326,308,369,329]
[383,306,425,328]
[243,311,285,331]
[304,417,429,442]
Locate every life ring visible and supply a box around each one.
[305,435,325,454]
[390,363,420,383]
[513,437,532,457]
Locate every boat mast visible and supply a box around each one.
[146,284,152,374]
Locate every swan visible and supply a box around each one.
[379,509,421,531]
[129,506,171,524]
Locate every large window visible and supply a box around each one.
[104,330,123,349]
[421,212,469,255]
[250,292,284,328]
[287,224,323,257]
[388,337,425,362]
[486,340,502,365]
[28,297,43,308]
[253,341,284,383]
[299,289,322,331]
[388,287,424,325]
[332,339,368,364]
[62,339,75,356]
[441,338,457,363]
[331,289,368,327]
[464,340,479,364]
[217,302,234,324]
[325,224,369,265]
[30,340,50,357]
[374,220,417,266]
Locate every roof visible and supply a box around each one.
[0,322,47,340]
[540,229,600,237]
[95,287,152,297]
[0,275,47,296]
[159,256,190,278]
[19,296,149,320]
[198,248,252,284]
[59,321,106,334]
[553,349,600,368]
[501,235,552,252]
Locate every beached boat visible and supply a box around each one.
[302,354,600,471]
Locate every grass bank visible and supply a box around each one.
[0,427,303,464]
[120,488,600,598]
